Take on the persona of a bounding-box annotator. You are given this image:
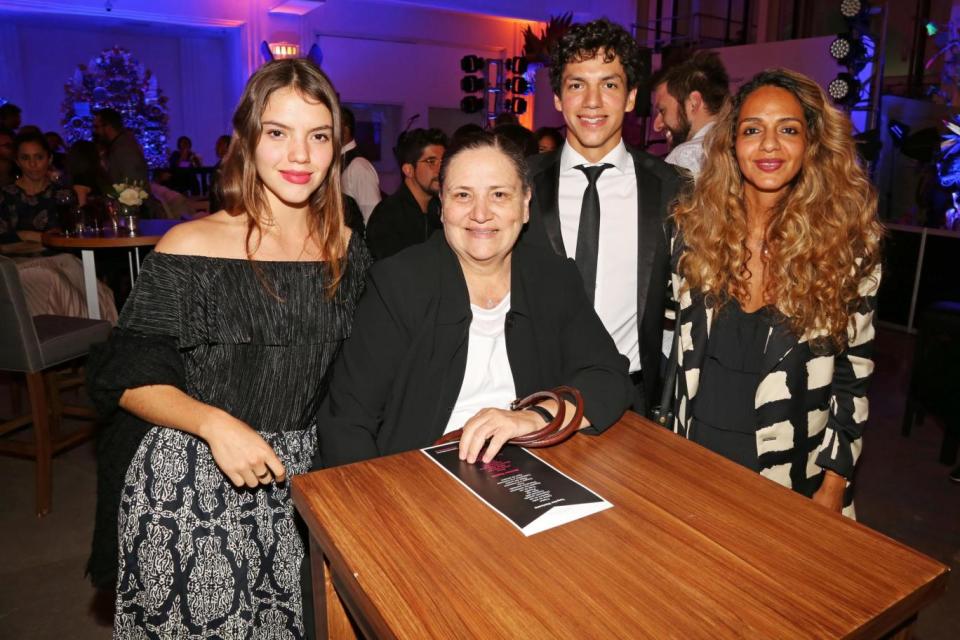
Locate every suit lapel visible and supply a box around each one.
[533,156,565,255]
[633,151,661,334]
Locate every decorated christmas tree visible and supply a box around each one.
[61,46,169,168]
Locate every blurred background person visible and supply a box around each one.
[366,127,446,259]
[340,106,381,223]
[652,51,730,179]
[534,126,564,154]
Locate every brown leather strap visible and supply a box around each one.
[434,386,584,449]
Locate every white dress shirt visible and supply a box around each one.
[664,121,714,180]
[444,295,517,434]
[558,141,641,372]
[340,140,382,222]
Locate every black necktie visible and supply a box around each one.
[574,163,613,305]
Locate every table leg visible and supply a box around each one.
[80,249,101,320]
[310,536,358,640]
[885,614,917,639]
[127,252,135,287]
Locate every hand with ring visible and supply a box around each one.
[198,407,287,488]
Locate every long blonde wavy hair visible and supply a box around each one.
[673,68,882,349]
[221,58,349,297]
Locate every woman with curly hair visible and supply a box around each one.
[669,69,882,517]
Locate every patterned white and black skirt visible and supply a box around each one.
[113,425,316,639]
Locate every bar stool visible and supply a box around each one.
[0,255,112,516]
[901,300,960,466]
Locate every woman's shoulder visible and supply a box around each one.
[368,233,442,279]
[154,212,247,258]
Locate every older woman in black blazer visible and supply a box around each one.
[319,132,632,467]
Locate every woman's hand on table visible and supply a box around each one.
[199,407,286,487]
[458,408,545,464]
[811,470,846,513]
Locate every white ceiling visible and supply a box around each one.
[373,0,597,22]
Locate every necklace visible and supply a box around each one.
[476,289,508,309]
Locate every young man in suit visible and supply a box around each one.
[524,18,684,414]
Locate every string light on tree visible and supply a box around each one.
[61,46,170,168]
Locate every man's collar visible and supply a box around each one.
[560,139,630,174]
[341,139,357,153]
[689,121,715,142]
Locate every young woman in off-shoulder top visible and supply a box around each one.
[87,59,370,639]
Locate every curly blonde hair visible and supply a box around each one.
[673,68,882,349]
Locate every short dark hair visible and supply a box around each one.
[439,130,530,194]
[450,123,485,146]
[663,51,730,116]
[341,107,355,134]
[94,108,124,130]
[13,131,51,157]
[177,135,192,147]
[533,127,564,149]
[549,18,642,96]
[492,123,537,157]
[395,128,447,167]
[0,103,21,118]
[66,140,110,191]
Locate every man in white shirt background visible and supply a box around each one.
[340,106,382,223]
[651,51,730,179]
[524,18,684,414]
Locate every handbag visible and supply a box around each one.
[652,310,680,431]
[435,386,584,448]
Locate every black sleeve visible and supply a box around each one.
[555,258,633,433]
[365,202,404,260]
[84,254,194,590]
[316,267,409,467]
[86,254,196,416]
[342,194,365,235]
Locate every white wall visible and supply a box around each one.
[0,18,232,165]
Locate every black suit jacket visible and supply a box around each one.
[365,182,442,260]
[523,144,685,406]
[317,232,632,467]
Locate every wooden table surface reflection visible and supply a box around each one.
[293,412,948,639]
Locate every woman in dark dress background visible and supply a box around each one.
[0,131,72,236]
[669,69,882,517]
[87,59,368,637]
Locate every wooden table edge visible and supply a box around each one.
[848,568,950,639]
[41,230,164,249]
[292,421,952,640]
[293,479,397,640]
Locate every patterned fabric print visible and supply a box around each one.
[0,182,72,233]
[115,426,316,639]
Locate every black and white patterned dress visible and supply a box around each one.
[89,234,369,638]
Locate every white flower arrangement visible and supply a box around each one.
[112,182,149,207]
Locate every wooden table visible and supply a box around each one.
[293,412,949,639]
[41,219,180,319]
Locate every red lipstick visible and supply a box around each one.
[280,170,312,184]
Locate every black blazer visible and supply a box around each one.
[523,144,685,406]
[318,232,632,467]
[365,182,442,260]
